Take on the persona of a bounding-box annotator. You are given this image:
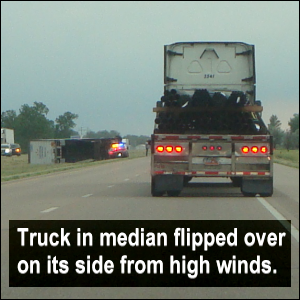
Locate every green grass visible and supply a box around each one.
[1,149,146,182]
[273,149,299,168]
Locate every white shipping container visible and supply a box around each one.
[1,128,14,144]
[29,140,57,164]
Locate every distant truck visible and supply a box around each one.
[151,41,273,197]
[29,137,122,164]
[1,128,14,144]
[122,138,130,150]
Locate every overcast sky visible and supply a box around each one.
[1,1,299,136]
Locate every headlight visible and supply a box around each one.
[5,149,11,153]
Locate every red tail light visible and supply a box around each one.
[260,146,268,153]
[175,146,183,153]
[156,145,184,153]
[241,145,269,154]
[156,146,164,153]
[242,146,250,153]
[165,146,173,153]
[217,146,222,151]
[202,146,207,150]
[251,146,259,153]
[210,146,215,151]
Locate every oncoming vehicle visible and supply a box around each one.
[108,142,129,158]
[1,143,22,156]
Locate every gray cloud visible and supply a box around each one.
[1,1,299,135]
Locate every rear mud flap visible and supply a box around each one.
[154,175,184,192]
[241,178,273,196]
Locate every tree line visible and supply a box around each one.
[1,102,151,152]
[1,102,78,152]
[268,113,299,150]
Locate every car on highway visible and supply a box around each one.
[108,142,129,158]
[1,143,22,156]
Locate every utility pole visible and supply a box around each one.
[79,127,87,138]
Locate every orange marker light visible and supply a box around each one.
[156,146,164,153]
[242,146,250,153]
[165,146,173,153]
[111,143,118,148]
[175,146,183,153]
[251,146,259,153]
[260,146,268,153]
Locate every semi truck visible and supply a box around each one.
[151,41,273,197]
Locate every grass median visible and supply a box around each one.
[273,149,299,168]
[1,149,146,182]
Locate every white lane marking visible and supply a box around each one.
[124,178,130,181]
[40,207,58,213]
[108,185,114,188]
[82,194,93,198]
[256,197,299,243]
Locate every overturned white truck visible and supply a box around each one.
[151,41,273,197]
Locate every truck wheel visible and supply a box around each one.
[241,178,273,198]
[260,192,273,197]
[230,177,242,187]
[151,177,164,197]
[167,190,181,197]
[183,176,192,186]
[152,188,164,197]
[242,192,257,197]
[152,191,164,197]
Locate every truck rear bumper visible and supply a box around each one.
[152,170,271,177]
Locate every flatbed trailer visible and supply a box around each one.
[150,41,273,197]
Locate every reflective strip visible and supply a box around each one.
[155,135,269,141]
[154,171,270,176]
[165,135,179,140]
[236,171,269,176]
[154,171,164,174]
[258,172,266,175]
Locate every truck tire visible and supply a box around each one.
[242,192,257,197]
[167,190,181,197]
[151,177,164,197]
[230,177,242,187]
[260,192,273,197]
[183,176,192,186]
[241,178,273,198]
